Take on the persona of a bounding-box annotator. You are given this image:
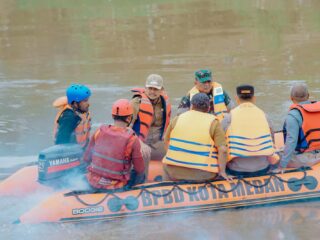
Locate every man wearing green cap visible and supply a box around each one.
[177,69,234,121]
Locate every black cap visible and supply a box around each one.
[236,85,254,96]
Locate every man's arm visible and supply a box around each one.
[279,113,300,168]
[163,116,178,151]
[221,113,231,132]
[126,137,146,186]
[217,145,228,179]
[210,120,231,181]
[131,138,145,174]
[55,109,80,144]
[129,97,141,128]
[177,95,190,116]
[83,129,98,164]
[223,90,235,112]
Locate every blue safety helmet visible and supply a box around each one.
[66,84,91,104]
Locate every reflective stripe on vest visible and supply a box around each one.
[91,163,128,175]
[53,104,91,148]
[92,150,129,164]
[131,88,171,141]
[226,102,275,160]
[288,102,320,153]
[163,110,219,173]
[188,82,227,121]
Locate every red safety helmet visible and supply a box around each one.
[112,99,133,116]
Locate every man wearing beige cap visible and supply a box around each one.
[130,74,172,162]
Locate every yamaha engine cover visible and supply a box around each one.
[38,144,85,182]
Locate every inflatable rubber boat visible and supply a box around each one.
[16,163,320,224]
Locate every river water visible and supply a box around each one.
[0,0,320,239]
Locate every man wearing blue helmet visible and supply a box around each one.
[53,84,91,148]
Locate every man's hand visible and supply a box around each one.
[275,146,284,153]
[139,139,151,159]
[219,171,233,182]
[271,167,285,174]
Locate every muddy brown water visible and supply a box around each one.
[0,0,320,239]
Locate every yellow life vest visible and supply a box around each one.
[188,82,227,121]
[226,102,275,161]
[163,110,219,173]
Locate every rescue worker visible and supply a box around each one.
[84,99,145,190]
[273,83,320,173]
[53,84,91,148]
[163,93,230,182]
[222,85,279,177]
[131,74,171,161]
[177,69,234,121]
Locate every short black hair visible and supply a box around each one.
[112,115,131,122]
[236,85,254,100]
[290,83,309,101]
[191,93,210,112]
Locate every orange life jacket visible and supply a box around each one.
[131,88,171,142]
[288,102,320,153]
[87,125,136,189]
[53,104,91,148]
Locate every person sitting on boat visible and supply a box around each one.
[130,74,171,161]
[221,85,279,177]
[163,93,231,182]
[84,99,145,190]
[273,83,320,173]
[177,69,234,121]
[53,84,91,149]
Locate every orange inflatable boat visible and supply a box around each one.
[16,163,320,224]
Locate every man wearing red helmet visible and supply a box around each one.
[53,84,91,148]
[84,99,145,190]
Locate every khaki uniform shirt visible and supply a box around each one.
[131,96,164,144]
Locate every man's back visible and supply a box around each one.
[54,108,80,145]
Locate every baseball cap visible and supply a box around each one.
[195,69,212,83]
[236,85,254,96]
[145,74,163,90]
[191,93,210,110]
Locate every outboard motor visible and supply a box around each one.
[38,144,85,182]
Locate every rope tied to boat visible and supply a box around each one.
[240,167,307,188]
[66,167,309,207]
[273,167,308,183]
